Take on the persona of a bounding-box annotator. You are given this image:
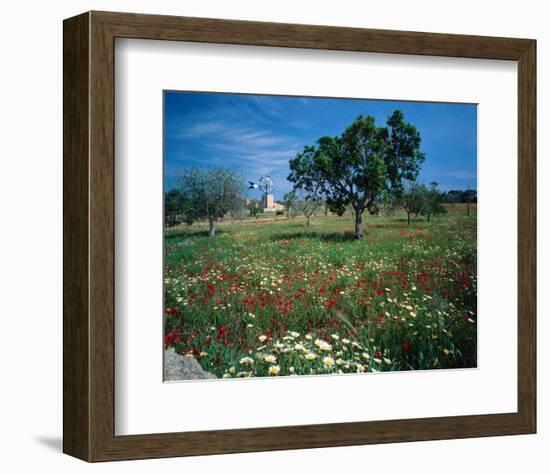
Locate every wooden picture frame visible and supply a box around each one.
[63,10,536,462]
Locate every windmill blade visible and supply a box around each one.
[259,175,274,194]
[248,181,259,189]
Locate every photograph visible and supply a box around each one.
[162,91,478,381]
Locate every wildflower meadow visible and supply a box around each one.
[164,205,476,379]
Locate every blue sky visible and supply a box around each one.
[164,91,477,200]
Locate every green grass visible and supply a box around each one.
[164,204,477,379]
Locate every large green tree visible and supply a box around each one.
[288,111,425,238]
[178,167,246,237]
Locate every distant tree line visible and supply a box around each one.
[441,189,477,204]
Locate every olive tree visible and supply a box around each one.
[402,181,447,225]
[178,167,246,237]
[423,182,447,222]
[401,181,426,226]
[295,190,323,227]
[282,191,297,218]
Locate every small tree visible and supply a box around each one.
[423,182,447,222]
[402,181,447,224]
[282,191,297,219]
[379,193,401,217]
[401,181,426,226]
[295,191,322,227]
[178,167,246,237]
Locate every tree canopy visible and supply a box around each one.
[177,167,246,237]
[288,110,425,238]
[282,191,297,218]
[444,189,477,204]
[401,181,426,225]
[401,181,447,225]
[423,182,447,222]
[294,189,323,227]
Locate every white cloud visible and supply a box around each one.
[170,106,302,179]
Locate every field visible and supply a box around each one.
[164,204,477,379]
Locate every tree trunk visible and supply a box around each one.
[306,215,311,227]
[209,219,216,237]
[354,212,363,239]
[407,212,411,226]
[427,214,430,222]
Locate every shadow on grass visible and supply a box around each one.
[270,230,358,242]
[165,228,231,240]
[371,218,425,227]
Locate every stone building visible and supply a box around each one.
[262,194,284,212]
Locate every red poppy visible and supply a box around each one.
[402,342,411,351]
[164,329,182,345]
[324,297,336,309]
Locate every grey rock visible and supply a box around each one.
[164,348,217,381]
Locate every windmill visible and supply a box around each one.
[248,175,274,196]
[258,175,274,196]
[249,175,276,211]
